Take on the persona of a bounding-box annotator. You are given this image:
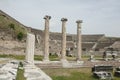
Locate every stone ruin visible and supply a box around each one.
[0,60,19,80]
[1,10,120,80]
[25,15,83,67]
[26,33,35,64]
[24,15,84,80]
[92,65,113,80]
[103,47,118,61]
[1,10,120,57]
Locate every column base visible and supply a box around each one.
[60,59,68,62]
[76,60,84,64]
[61,59,71,68]
[43,58,50,63]
[25,60,34,65]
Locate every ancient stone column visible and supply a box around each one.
[61,18,68,61]
[26,33,35,64]
[76,20,83,61]
[43,15,51,61]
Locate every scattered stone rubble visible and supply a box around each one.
[0,58,52,80]
[114,67,120,77]
[92,65,113,80]
[0,60,19,80]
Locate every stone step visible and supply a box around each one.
[36,64,62,68]
[35,61,84,68]
[35,61,62,68]
[35,60,120,68]
[24,64,52,80]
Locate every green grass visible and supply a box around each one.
[34,55,61,61]
[16,62,26,80]
[0,54,60,61]
[16,68,26,80]
[0,54,119,62]
[34,55,43,61]
[50,55,60,61]
[42,68,96,80]
[0,54,25,60]
[0,54,120,80]
[42,68,120,80]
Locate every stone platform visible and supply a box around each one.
[24,64,52,80]
[35,61,84,68]
[35,60,120,69]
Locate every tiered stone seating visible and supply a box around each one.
[82,34,104,42]
[96,42,113,49]
[82,42,95,50]
[50,33,62,40]
[49,40,61,53]
[112,41,120,50]
[50,33,73,41]
[31,28,44,37]
[66,41,74,48]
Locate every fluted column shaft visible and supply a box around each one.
[61,18,68,60]
[43,15,51,61]
[26,33,35,64]
[76,20,82,60]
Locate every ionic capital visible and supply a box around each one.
[76,20,83,23]
[61,18,68,22]
[44,15,51,20]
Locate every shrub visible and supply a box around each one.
[9,23,15,30]
[19,62,23,67]
[17,32,24,41]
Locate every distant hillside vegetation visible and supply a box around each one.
[0,10,27,41]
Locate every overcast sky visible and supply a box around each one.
[0,0,120,37]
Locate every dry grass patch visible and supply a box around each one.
[42,68,120,80]
[42,68,95,80]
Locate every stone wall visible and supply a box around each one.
[0,40,25,55]
[0,29,13,40]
